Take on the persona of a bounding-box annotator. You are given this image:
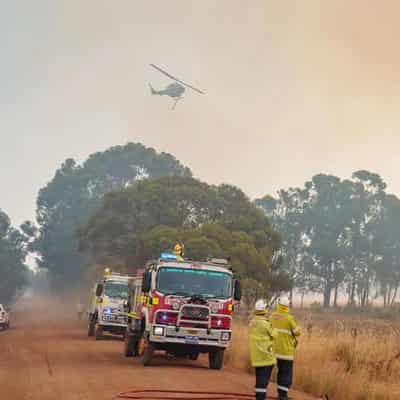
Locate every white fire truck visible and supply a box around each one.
[87,270,133,340]
[0,304,10,330]
[123,253,242,369]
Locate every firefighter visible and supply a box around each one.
[249,299,277,400]
[270,296,301,400]
[173,243,184,260]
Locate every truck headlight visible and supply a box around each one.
[153,326,165,336]
[210,304,219,314]
[221,332,231,341]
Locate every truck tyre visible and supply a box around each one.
[142,341,155,366]
[124,333,136,357]
[209,349,224,370]
[87,318,95,337]
[95,323,103,340]
[188,352,199,361]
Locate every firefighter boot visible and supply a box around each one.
[255,388,267,400]
[278,390,288,400]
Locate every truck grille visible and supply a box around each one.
[180,305,209,321]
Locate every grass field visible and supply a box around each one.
[226,310,400,400]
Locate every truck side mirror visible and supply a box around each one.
[234,280,242,302]
[96,283,103,297]
[142,271,151,293]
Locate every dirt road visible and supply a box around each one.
[0,298,317,400]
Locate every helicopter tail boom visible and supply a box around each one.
[149,83,158,95]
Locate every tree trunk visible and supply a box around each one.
[391,286,398,307]
[361,283,369,308]
[388,287,393,307]
[350,273,356,306]
[323,283,332,308]
[347,282,352,305]
[334,284,339,308]
[362,276,370,308]
[383,284,387,308]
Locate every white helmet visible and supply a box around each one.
[278,296,290,307]
[254,299,267,311]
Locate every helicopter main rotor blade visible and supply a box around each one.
[150,64,205,94]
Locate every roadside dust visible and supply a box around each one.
[0,296,317,400]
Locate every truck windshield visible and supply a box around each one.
[104,281,128,300]
[157,267,232,299]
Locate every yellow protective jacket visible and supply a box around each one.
[249,313,277,367]
[270,305,301,360]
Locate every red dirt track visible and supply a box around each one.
[0,297,316,400]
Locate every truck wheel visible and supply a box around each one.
[124,333,137,357]
[95,323,103,340]
[209,349,224,370]
[188,352,199,361]
[142,341,155,366]
[87,318,95,337]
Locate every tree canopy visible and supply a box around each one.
[256,170,400,307]
[0,209,29,304]
[79,176,289,301]
[32,143,191,285]
[19,140,400,308]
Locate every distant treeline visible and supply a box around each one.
[1,143,399,308]
[256,172,400,308]
[0,210,33,304]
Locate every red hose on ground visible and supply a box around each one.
[115,388,279,400]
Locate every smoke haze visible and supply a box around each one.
[1,1,399,224]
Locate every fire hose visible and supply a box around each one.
[115,389,279,400]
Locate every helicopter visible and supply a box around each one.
[149,64,205,109]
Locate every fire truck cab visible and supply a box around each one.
[124,253,242,370]
[0,304,10,330]
[87,270,133,340]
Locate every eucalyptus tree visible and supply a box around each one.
[0,209,29,304]
[33,143,191,286]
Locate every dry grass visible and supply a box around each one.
[226,316,400,400]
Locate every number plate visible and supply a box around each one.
[185,335,199,344]
[187,329,198,335]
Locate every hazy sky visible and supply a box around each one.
[1,1,400,225]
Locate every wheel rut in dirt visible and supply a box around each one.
[0,297,317,400]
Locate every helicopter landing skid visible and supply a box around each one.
[172,97,183,110]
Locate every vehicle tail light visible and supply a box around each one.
[155,311,178,325]
[211,316,231,329]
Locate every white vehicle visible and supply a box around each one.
[0,304,10,330]
[87,270,132,340]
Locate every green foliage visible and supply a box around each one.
[0,209,29,304]
[256,170,400,308]
[79,177,288,299]
[33,143,191,286]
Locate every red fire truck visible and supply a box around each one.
[123,253,242,369]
